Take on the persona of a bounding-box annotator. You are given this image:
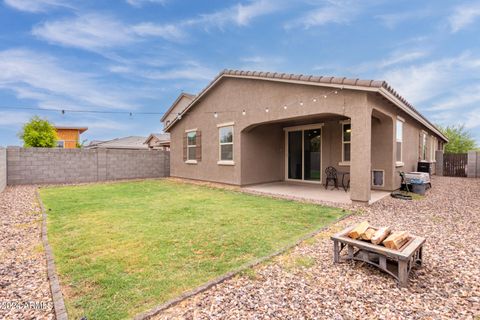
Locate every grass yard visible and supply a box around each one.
[39,179,346,319]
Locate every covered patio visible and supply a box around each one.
[243,181,390,205]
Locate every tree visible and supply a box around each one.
[437,124,477,153]
[19,116,58,148]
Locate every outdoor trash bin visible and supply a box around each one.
[411,183,426,195]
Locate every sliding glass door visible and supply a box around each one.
[286,125,322,183]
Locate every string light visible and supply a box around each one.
[299,101,304,106]
[312,98,317,102]
[323,95,327,98]
[242,110,246,116]
[214,112,218,118]
[283,105,287,110]
[265,107,269,113]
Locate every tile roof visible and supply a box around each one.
[164,69,447,141]
[86,136,148,149]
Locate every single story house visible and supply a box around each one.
[144,133,171,150]
[54,126,88,148]
[85,136,148,150]
[162,70,448,204]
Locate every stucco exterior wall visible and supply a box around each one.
[169,77,445,199]
[162,95,194,127]
[169,77,371,186]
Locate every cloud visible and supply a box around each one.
[32,13,187,54]
[240,55,285,70]
[32,14,135,51]
[131,22,186,41]
[381,53,480,106]
[285,0,360,29]
[0,111,32,126]
[375,10,431,29]
[137,62,216,81]
[379,50,429,68]
[126,0,166,7]
[0,48,138,110]
[3,0,70,13]
[449,2,480,32]
[186,0,284,30]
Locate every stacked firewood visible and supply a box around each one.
[347,221,410,250]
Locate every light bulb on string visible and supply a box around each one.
[242,110,246,116]
[313,98,317,102]
[214,112,218,118]
[283,105,287,110]
[265,107,269,113]
[299,101,304,106]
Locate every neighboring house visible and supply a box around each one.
[54,126,88,149]
[86,136,148,149]
[144,133,171,150]
[163,69,448,204]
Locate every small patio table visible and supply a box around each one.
[337,171,350,192]
[331,225,425,287]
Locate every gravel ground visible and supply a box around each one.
[155,176,480,320]
[0,186,54,320]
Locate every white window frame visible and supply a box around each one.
[57,140,65,148]
[430,137,436,162]
[372,169,385,187]
[420,131,427,161]
[396,117,404,167]
[283,123,324,184]
[185,129,197,164]
[340,120,351,166]
[217,122,234,165]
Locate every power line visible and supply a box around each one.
[0,106,166,115]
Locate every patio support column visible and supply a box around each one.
[350,104,372,204]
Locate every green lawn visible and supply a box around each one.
[39,179,345,319]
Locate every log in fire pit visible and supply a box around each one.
[331,221,425,287]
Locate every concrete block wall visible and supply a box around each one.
[6,147,170,185]
[0,148,6,192]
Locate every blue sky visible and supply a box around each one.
[1,0,480,146]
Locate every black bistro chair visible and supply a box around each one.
[325,166,338,190]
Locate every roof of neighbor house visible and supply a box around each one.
[164,69,448,142]
[144,133,170,145]
[160,92,196,122]
[54,126,88,133]
[87,136,148,149]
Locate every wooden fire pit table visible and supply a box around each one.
[331,225,425,287]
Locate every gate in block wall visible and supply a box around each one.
[443,153,468,177]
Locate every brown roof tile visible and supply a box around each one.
[165,69,446,141]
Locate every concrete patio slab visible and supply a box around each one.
[243,181,390,205]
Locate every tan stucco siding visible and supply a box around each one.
[170,77,441,196]
[170,77,370,186]
[163,96,193,128]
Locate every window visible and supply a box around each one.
[431,137,436,161]
[342,122,351,163]
[372,170,384,187]
[219,125,233,163]
[187,131,196,161]
[396,119,403,164]
[57,140,65,148]
[420,132,427,161]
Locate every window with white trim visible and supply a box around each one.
[396,119,403,163]
[57,140,65,148]
[342,123,351,162]
[219,126,233,161]
[187,131,197,161]
[421,132,427,161]
[431,137,436,161]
